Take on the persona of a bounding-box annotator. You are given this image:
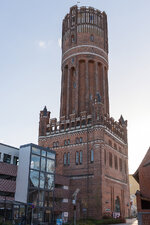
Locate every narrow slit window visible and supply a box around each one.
[91,149,94,163]
[76,152,79,165]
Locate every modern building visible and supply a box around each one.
[133,147,150,225]
[129,174,139,217]
[0,143,19,220]
[0,143,19,201]
[15,143,56,224]
[0,142,69,224]
[0,143,19,165]
[38,5,130,220]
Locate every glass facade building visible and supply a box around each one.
[15,143,55,224]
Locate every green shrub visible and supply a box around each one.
[3,221,13,225]
[0,217,3,225]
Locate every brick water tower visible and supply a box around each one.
[39,5,130,220]
[60,5,109,119]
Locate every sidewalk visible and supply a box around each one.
[110,218,138,225]
[126,218,138,224]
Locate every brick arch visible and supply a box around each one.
[61,65,68,117]
[88,60,96,104]
[78,60,86,114]
[115,196,121,213]
[69,67,76,114]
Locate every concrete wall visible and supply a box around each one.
[15,145,31,203]
[0,143,19,164]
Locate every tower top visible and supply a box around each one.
[62,5,108,55]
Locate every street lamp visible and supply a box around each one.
[72,189,80,225]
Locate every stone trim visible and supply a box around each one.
[62,52,108,64]
[105,175,127,185]
[63,45,108,57]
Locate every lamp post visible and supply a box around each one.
[72,189,80,225]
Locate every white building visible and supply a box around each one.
[0,143,19,165]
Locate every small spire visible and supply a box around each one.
[43,106,47,116]
[119,115,125,125]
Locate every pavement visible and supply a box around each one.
[110,218,138,225]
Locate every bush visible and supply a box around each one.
[3,221,13,225]
[102,213,112,219]
[70,218,126,225]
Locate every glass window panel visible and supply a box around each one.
[45,174,54,190]
[28,189,38,206]
[91,149,94,163]
[31,155,40,170]
[40,172,45,188]
[19,205,25,217]
[30,170,39,187]
[41,157,46,171]
[32,147,40,155]
[76,152,79,164]
[80,151,82,164]
[3,154,11,164]
[13,156,19,165]
[44,191,49,207]
[46,159,55,173]
[67,153,70,165]
[64,153,67,166]
[39,191,44,207]
[38,208,44,222]
[44,209,52,222]
[47,151,55,160]
[42,150,46,157]
[32,207,38,223]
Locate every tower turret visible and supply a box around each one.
[39,106,50,137]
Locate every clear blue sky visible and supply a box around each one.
[0,0,150,174]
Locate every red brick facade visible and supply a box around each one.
[38,5,130,220]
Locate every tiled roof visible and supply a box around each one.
[0,178,16,193]
[0,162,17,176]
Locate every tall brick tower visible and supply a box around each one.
[60,5,109,119]
[39,5,130,220]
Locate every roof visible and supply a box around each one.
[20,143,56,154]
[133,147,150,183]
[0,143,19,150]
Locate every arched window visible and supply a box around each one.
[109,152,112,167]
[71,35,75,43]
[80,137,83,143]
[67,152,70,165]
[115,196,120,212]
[80,151,83,164]
[76,138,79,144]
[76,152,79,165]
[114,155,118,170]
[90,34,94,42]
[76,121,80,127]
[119,158,122,171]
[64,153,67,166]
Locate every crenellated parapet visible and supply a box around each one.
[39,106,127,143]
